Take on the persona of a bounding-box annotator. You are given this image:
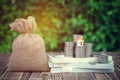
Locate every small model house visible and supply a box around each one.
[76,36,84,46]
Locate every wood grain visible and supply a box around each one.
[0,52,120,80]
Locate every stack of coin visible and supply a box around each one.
[97,54,108,63]
[73,34,82,42]
[75,46,85,58]
[64,42,74,57]
[84,43,92,57]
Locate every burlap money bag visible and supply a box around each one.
[8,16,49,71]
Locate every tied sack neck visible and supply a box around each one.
[10,16,37,33]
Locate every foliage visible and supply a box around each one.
[0,0,120,53]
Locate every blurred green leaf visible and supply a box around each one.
[0,0,120,53]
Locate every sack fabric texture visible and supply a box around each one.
[8,16,49,71]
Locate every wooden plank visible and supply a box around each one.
[63,72,81,80]
[52,73,62,80]
[104,73,119,80]
[2,71,23,80]
[114,63,120,78]
[0,52,120,80]
[0,54,9,79]
[29,72,51,80]
[85,73,96,80]
[94,73,110,80]
[0,60,8,77]
[94,71,119,80]
[51,73,55,80]
[0,68,8,80]
[40,72,51,80]
[21,72,32,80]
[54,73,63,80]
[74,73,96,80]
[29,72,41,80]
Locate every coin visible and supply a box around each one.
[84,43,92,57]
[75,46,85,58]
[64,47,74,57]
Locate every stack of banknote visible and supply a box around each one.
[48,54,114,73]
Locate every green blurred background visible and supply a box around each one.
[0,0,120,53]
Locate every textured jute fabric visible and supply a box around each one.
[8,16,49,71]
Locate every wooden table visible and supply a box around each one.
[0,52,120,80]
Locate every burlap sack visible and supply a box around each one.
[8,16,49,71]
